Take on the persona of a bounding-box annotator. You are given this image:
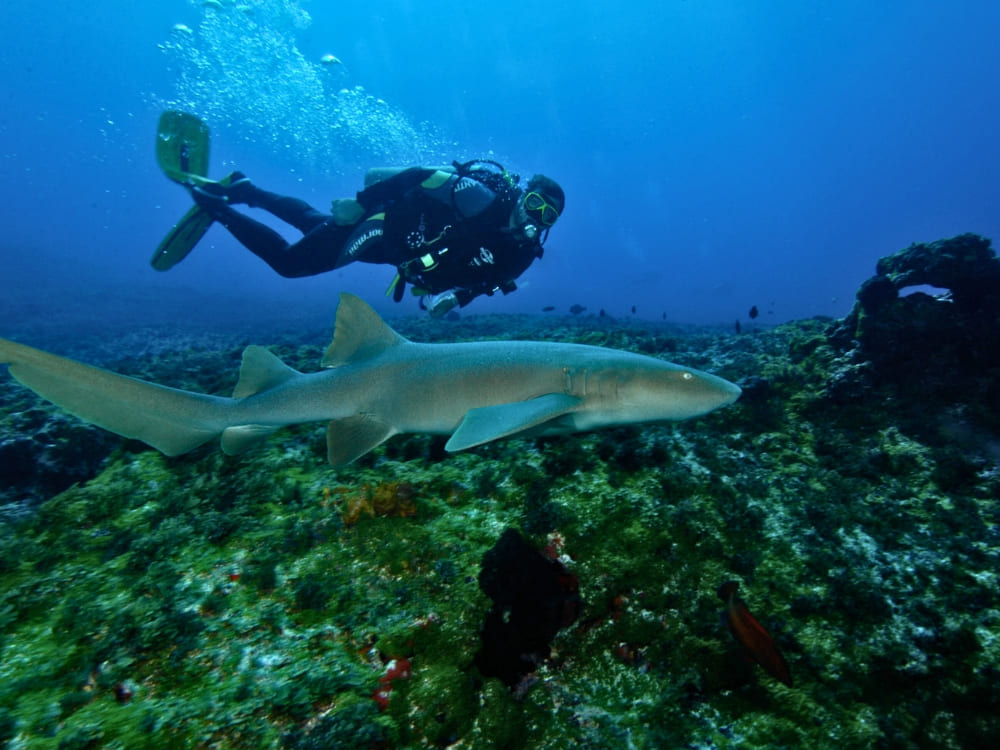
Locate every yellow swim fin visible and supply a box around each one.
[150,172,237,271]
[156,110,211,184]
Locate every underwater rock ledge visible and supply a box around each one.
[0,233,998,748]
[828,232,1000,429]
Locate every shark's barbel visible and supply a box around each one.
[0,294,741,465]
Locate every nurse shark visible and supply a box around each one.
[0,293,741,466]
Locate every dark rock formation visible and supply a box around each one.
[475,528,582,687]
[829,234,1000,408]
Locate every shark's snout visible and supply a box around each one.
[720,378,742,404]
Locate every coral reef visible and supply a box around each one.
[1,235,999,747]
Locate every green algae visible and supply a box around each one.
[1,311,999,748]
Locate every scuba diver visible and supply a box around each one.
[182,161,565,318]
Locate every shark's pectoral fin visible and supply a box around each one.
[445,393,583,452]
[326,415,396,466]
[220,425,280,455]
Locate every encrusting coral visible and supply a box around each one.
[332,481,419,527]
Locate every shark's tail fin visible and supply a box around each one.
[0,337,232,456]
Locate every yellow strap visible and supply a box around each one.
[420,170,453,189]
[385,273,401,297]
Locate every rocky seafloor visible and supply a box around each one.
[1,234,999,749]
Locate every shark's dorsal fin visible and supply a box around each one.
[233,345,302,398]
[445,393,583,452]
[321,293,409,369]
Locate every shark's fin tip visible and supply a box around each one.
[326,414,395,466]
[233,345,301,398]
[321,294,408,369]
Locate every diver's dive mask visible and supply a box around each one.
[514,190,559,243]
[523,191,561,227]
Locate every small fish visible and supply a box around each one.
[749,305,759,320]
[542,305,555,312]
[569,304,586,315]
[718,581,792,686]
[631,305,636,314]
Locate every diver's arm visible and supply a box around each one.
[455,279,518,308]
[426,284,509,318]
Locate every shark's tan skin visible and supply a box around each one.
[0,294,741,466]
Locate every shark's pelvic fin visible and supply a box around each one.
[221,424,280,455]
[326,415,396,466]
[321,293,409,369]
[445,393,584,452]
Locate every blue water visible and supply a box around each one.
[2,0,999,328]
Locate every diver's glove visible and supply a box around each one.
[427,291,459,319]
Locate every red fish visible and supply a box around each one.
[718,581,793,687]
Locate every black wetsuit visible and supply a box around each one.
[200,167,543,307]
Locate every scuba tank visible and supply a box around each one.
[363,166,454,188]
[361,160,519,218]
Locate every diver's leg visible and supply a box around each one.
[278,219,357,275]
[224,210,352,277]
[242,189,329,233]
[190,192,331,278]
[195,184,372,278]
[199,174,329,233]
[209,206,309,277]
[335,213,391,267]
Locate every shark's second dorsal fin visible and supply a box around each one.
[321,293,409,369]
[233,345,302,398]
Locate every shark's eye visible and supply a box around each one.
[681,372,694,381]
